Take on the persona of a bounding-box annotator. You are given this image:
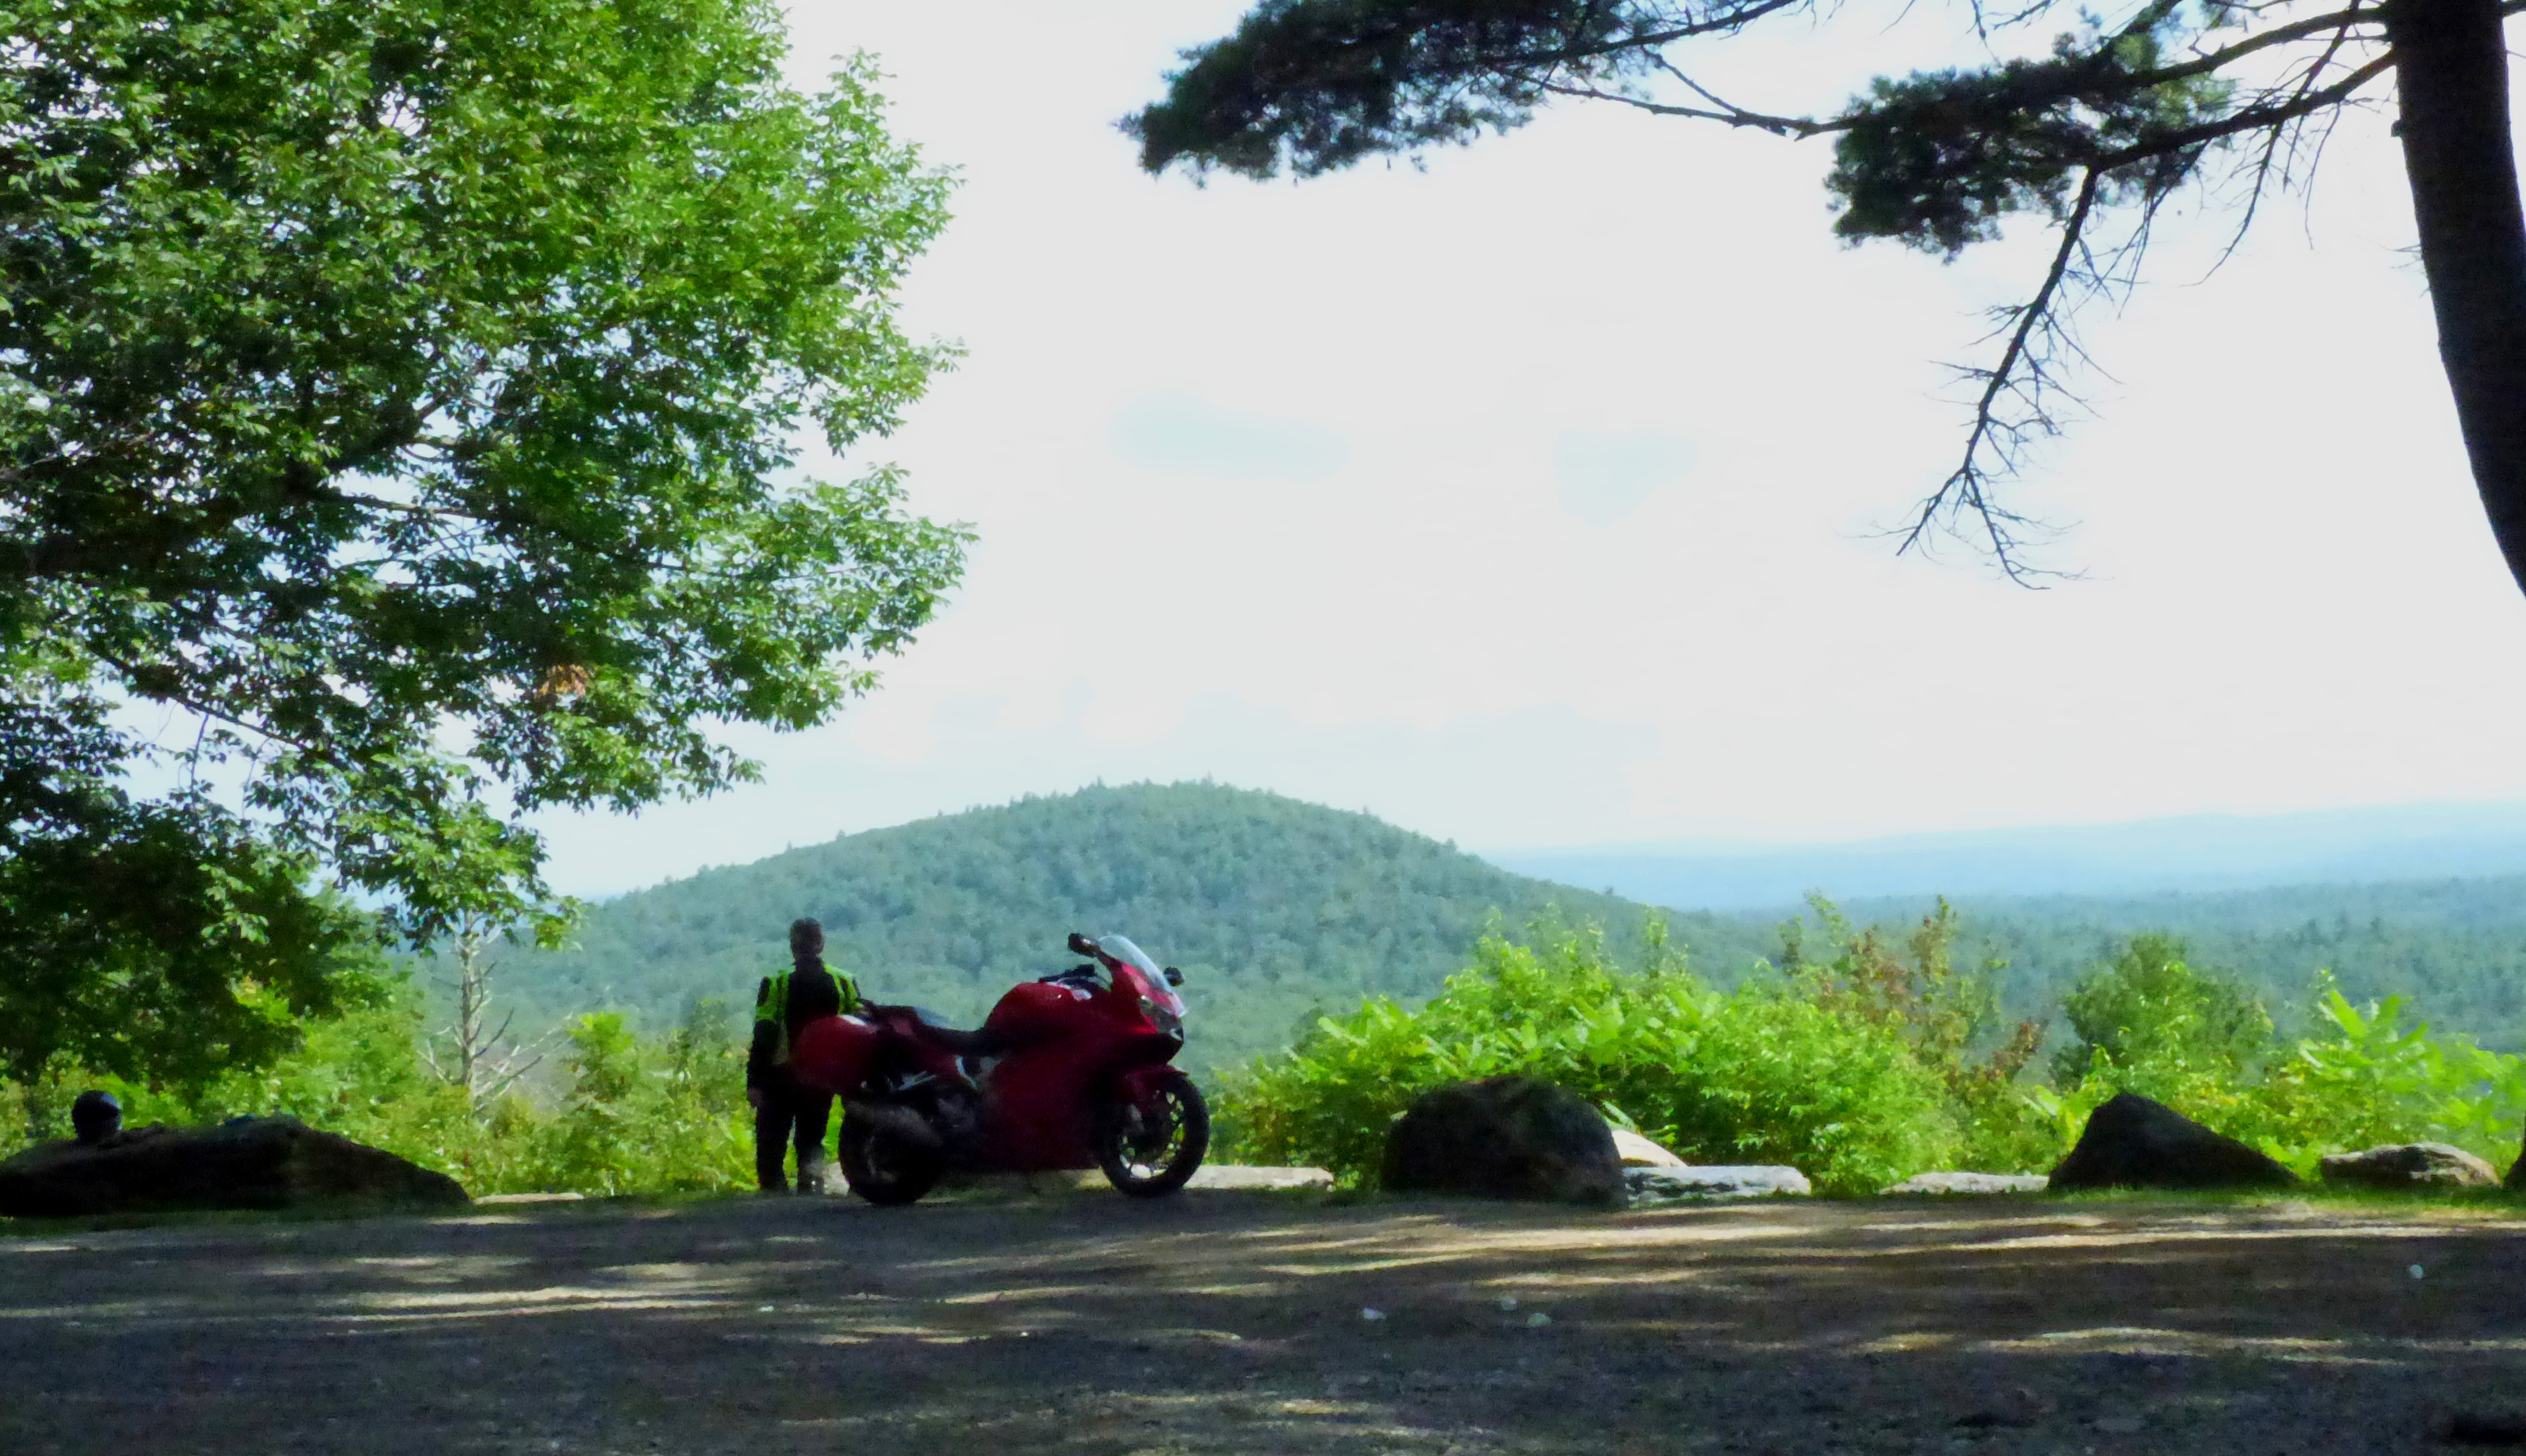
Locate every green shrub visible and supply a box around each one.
[0,1080,25,1159]
[1220,919,1964,1193]
[2039,951,2526,1180]
[0,983,756,1198]
[1651,989,1959,1191]
[524,1010,752,1196]
[1780,897,2050,1174]
[2233,983,2526,1175]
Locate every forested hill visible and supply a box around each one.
[498,783,1769,1075]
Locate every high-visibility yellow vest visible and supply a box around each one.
[758,970,795,1065]
[757,965,863,1064]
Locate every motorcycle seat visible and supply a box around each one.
[917,1022,1005,1057]
[869,1003,1007,1058]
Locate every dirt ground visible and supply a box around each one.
[4,1187,2524,1456]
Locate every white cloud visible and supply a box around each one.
[1552,430,1698,526]
[1109,390,1347,482]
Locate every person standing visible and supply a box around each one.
[747,917,861,1193]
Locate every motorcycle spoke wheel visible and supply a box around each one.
[1095,1074,1208,1198]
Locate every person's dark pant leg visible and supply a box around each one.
[791,1090,835,1191]
[754,1089,797,1192]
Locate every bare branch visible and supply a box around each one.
[1896,168,2106,582]
[2089,52,2397,169]
[1533,78,1841,135]
[2130,4,2381,88]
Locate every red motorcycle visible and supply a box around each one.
[787,932,1208,1205]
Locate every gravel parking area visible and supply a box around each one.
[3,1189,2522,1455]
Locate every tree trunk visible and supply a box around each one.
[453,925,487,1105]
[2389,0,2526,1189]
[2386,0,2526,594]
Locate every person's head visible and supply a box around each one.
[70,1090,121,1145]
[789,917,825,965]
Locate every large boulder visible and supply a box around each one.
[0,1117,468,1218]
[2318,1142,2500,1190]
[2047,1092,2298,1192]
[1381,1076,1625,1207]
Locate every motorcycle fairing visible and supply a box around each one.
[786,1012,881,1095]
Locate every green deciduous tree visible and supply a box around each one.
[2051,932,2275,1088]
[1125,0,2525,593]
[1,0,967,1097]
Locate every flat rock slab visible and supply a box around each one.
[0,1118,466,1218]
[1611,1128,1684,1167]
[1187,1165,1335,1191]
[1883,1172,2050,1195]
[2319,1142,2500,1189]
[1627,1165,1811,1202]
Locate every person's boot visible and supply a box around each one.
[795,1161,829,1196]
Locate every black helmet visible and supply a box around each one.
[70,1090,121,1145]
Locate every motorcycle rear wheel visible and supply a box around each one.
[838,1113,943,1207]
[1094,1071,1209,1198]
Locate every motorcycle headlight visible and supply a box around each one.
[1141,995,1183,1038]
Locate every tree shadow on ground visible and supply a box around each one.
[2,1191,2522,1455]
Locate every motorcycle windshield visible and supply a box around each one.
[1097,934,1186,1018]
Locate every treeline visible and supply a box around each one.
[1851,883,2526,1050]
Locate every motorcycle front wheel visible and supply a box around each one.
[838,1113,944,1207]
[1094,1071,1210,1198]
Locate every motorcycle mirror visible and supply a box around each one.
[1066,930,1097,956]
[1163,967,1184,987]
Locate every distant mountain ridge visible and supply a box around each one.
[1490,801,2526,911]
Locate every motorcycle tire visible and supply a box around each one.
[1094,1071,1210,1198]
[838,1113,944,1207]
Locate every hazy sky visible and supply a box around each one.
[532,1,2526,896]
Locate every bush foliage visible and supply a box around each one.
[0,984,755,1195]
[1222,906,2525,1192]
[1223,913,1979,1193]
